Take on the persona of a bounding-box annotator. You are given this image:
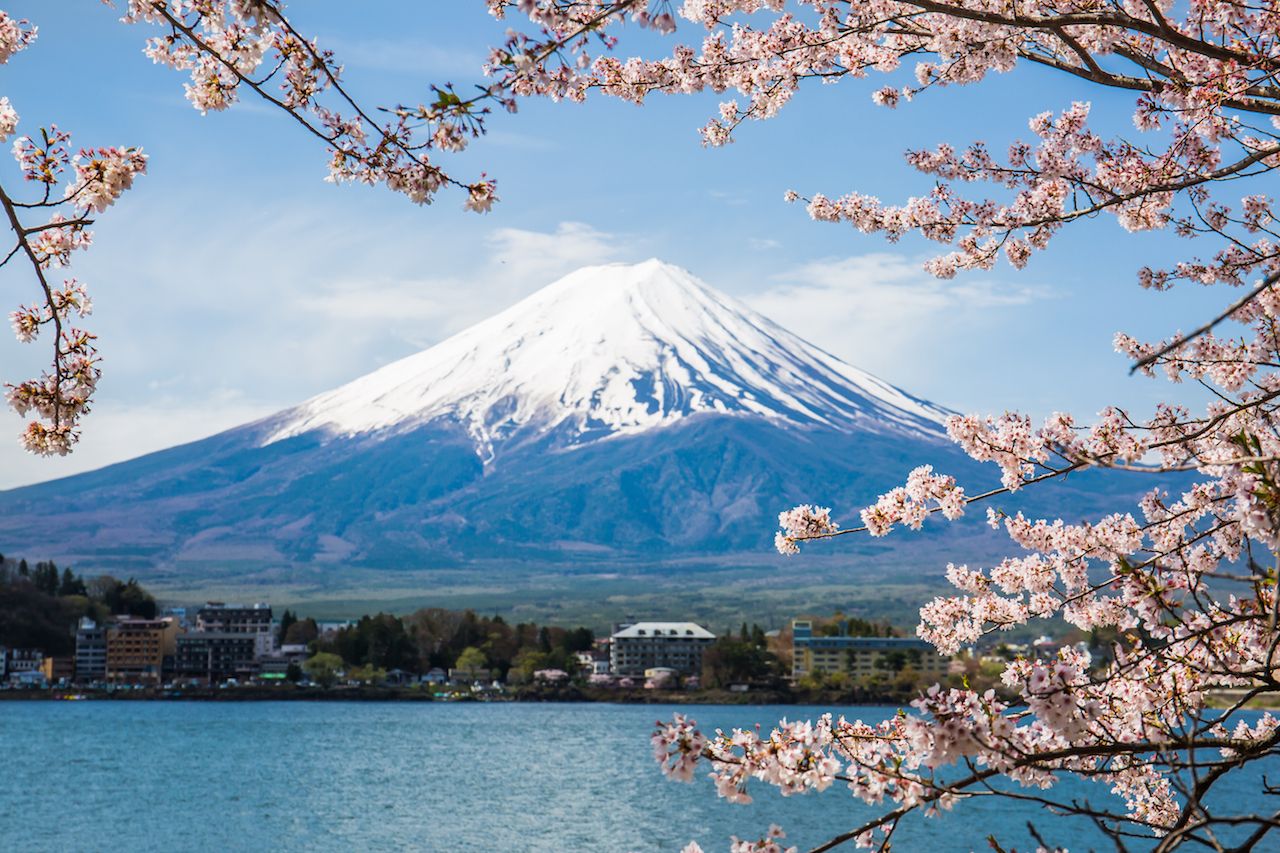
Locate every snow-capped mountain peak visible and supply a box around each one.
[264,259,949,459]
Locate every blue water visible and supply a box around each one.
[0,701,1273,852]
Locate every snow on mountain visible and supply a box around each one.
[265,259,949,460]
[0,258,997,578]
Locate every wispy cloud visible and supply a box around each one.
[297,220,631,339]
[744,253,1054,396]
[0,394,278,491]
[320,36,486,78]
[0,213,636,488]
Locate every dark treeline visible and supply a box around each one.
[0,553,158,654]
[810,614,898,638]
[281,608,596,682]
[702,622,786,689]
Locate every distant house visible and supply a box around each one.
[448,667,492,684]
[41,656,74,684]
[420,668,447,685]
[383,669,415,687]
[575,651,610,676]
[278,644,310,663]
[10,669,47,688]
[609,622,716,677]
[4,648,44,683]
[643,667,679,689]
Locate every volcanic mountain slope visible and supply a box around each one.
[0,260,1130,578]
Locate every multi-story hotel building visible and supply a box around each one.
[195,602,275,659]
[609,622,716,677]
[75,617,108,682]
[175,633,259,683]
[106,617,178,684]
[791,620,950,681]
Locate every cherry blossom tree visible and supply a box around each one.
[6,1,1280,849]
[455,0,1280,850]
[1,1,497,455]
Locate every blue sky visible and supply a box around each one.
[0,2,1223,488]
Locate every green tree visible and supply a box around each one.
[57,567,86,597]
[508,649,553,684]
[562,626,594,653]
[702,637,779,689]
[277,609,297,645]
[32,561,58,595]
[455,646,487,672]
[303,652,344,688]
[346,663,387,685]
[284,617,319,646]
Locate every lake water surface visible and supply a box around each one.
[1,701,1272,852]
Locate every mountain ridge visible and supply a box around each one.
[0,259,1010,587]
[258,259,952,462]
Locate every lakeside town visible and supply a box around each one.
[0,554,1101,703]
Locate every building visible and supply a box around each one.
[575,650,610,676]
[10,669,47,688]
[161,607,189,629]
[3,648,44,682]
[791,620,950,681]
[609,622,715,677]
[383,668,416,687]
[448,667,493,684]
[75,617,108,682]
[175,633,258,683]
[278,643,310,663]
[41,656,74,684]
[106,618,178,684]
[195,602,275,659]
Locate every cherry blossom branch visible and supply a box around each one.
[1131,270,1280,375]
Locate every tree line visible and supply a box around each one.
[0,553,158,655]
[277,608,596,684]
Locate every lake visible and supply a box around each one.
[1,701,1272,851]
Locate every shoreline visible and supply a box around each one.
[0,685,905,705]
[6,686,1274,710]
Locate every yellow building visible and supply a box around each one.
[106,617,178,684]
[791,620,950,681]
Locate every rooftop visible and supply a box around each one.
[612,622,715,640]
[796,635,934,650]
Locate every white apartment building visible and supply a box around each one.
[609,622,715,677]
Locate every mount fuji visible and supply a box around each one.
[0,260,1066,585]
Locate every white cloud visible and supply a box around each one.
[296,220,630,340]
[744,253,1053,399]
[0,212,634,489]
[489,221,625,276]
[318,36,485,77]
[0,394,278,491]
